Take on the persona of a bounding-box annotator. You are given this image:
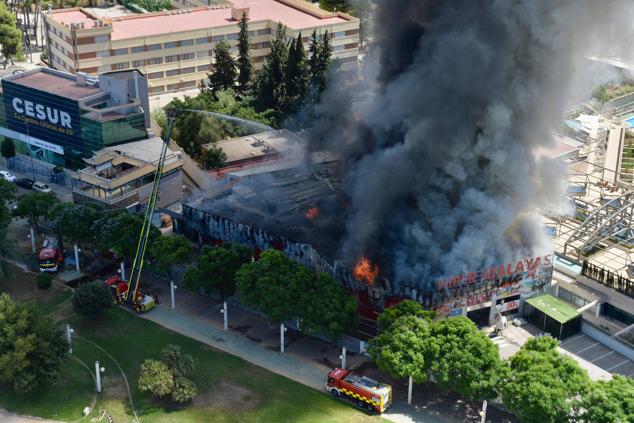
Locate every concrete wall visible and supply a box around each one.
[582,320,634,361]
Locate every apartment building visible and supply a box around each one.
[42,0,360,95]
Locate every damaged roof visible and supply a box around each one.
[187,160,345,262]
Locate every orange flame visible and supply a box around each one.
[305,207,320,219]
[353,257,379,286]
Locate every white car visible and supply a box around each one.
[0,170,16,182]
[32,182,52,193]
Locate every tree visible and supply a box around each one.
[0,293,67,393]
[149,235,191,282]
[236,11,252,94]
[171,375,198,403]
[574,375,634,423]
[202,145,227,170]
[93,209,159,260]
[0,3,21,68]
[319,0,350,12]
[1,138,15,160]
[161,344,195,376]
[368,315,431,402]
[235,249,305,323]
[12,191,59,234]
[378,300,435,332]
[297,272,358,339]
[501,336,591,423]
[36,272,52,290]
[138,359,174,397]
[425,317,502,400]
[254,22,289,118]
[184,243,252,300]
[0,179,16,206]
[208,40,236,94]
[72,281,112,319]
[284,33,309,116]
[49,202,105,246]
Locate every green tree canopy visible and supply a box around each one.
[501,336,591,423]
[308,30,332,99]
[0,179,16,206]
[208,40,236,94]
[72,281,112,319]
[138,359,174,397]
[138,345,198,404]
[425,317,502,400]
[0,293,67,393]
[0,3,21,68]
[183,243,252,300]
[93,209,159,260]
[254,22,289,118]
[574,375,634,423]
[0,138,16,159]
[297,272,358,339]
[236,249,305,323]
[49,202,105,245]
[237,11,252,94]
[378,300,435,332]
[368,314,430,383]
[203,145,227,170]
[161,344,195,376]
[148,234,191,281]
[319,0,350,12]
[12,191,59,234]
[284,33,309,117]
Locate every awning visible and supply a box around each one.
[525,294,581,324]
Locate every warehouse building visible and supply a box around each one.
[42,0,359,94]
[0,67,150,169]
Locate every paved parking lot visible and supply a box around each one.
[560,333,634,377]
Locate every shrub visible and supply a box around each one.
[138,344,199,403]
[138,359,174,397]
[161,344,195,376]
[36,272,52,290]
[171,375,198,403]
[72,281,112,318]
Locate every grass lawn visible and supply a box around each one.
[0,264,383,423]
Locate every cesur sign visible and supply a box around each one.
[11,98,72,128]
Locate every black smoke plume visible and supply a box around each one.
[308,0,633,292]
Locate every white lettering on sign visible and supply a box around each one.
[11,97,72,129]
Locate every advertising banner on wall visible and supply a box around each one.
[1,79,82,153]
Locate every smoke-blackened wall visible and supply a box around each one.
[308,0,634,293]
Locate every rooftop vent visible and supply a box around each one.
[231,5,249,21]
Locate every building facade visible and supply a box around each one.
[42,0,359,94]
[0,67,150,169]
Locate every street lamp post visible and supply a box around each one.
[220,301,228,330]
[95,361,105,393]
[29,226,36,253]
[339,347,347,369]
[479,400,488,423]
[280,323,287,353]
[65,323,74,354]
[74,244,81,272]
[170,281,177,309]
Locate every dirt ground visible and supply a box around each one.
[193,381,262,412]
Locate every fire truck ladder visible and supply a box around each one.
[125,109,176,306]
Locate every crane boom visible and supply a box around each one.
[125,109,177,306]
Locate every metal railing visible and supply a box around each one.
[581,260,634,298]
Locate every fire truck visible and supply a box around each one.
[39,236,64,272]
[326,368,392,413]
[105,276,156,313]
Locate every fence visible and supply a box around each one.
[5,155,71,187]
[581,260,634,298]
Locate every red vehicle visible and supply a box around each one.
[326,368,392,413]
[39,237,64,272]
[105,276,156,313]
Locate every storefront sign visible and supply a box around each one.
[497,300,520,313]
[2,79,83,151]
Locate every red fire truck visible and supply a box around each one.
[326,368,392,413]
[39,237,64,272]
[105,276,156,313]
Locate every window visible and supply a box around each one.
[251,41,270,49]
[164,41,178,49]
[345,29,359,36]
[197,64,210,72]
[181,52,195,61]
[132,60,145,67]
[148,71,164,79]
[113,48,128,55]
[182,80,197,88]
[131,46,145,53]
[333,45,346,52]
[334,31,346,38]
[147,57,163,65]
[149,85,164,93]
[257,28,271,35]
[345,43,358,50]
[165,55,179,62]
[180,39,193,46]
[167,83,180,90]
[196,50,210,58]
[147,43,162,51]
[112,62,129,70]
[226,33,239,41]
[248,30,256,37]
[95,35,109,43]
[212,35,224,42]
[166,69,180,77]
[182,67,195,74]
[601,303,634,326]
[196,37,209,44]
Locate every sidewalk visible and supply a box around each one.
[138,283,513,423]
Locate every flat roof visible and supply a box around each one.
[3,68,100,100]
[49,0,350,41]
[206,129,304,163]
[525,293,581,324]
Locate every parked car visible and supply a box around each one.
[32,182,52,193]
[0,170,16,182]
[14,178,34,189]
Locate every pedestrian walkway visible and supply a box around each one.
[0,408,62,423]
